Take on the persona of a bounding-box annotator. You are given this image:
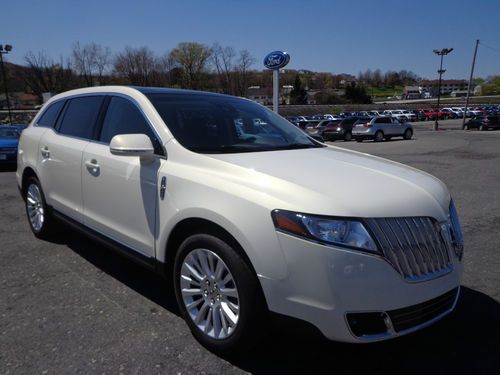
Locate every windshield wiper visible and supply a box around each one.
[274,143,325,150]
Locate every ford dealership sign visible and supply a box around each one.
[263,51,290,70]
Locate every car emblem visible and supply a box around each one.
[263,51,290,70]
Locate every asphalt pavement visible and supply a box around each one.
[1,123,499,374]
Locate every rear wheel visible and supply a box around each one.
[374,131,384,142]
[343,132,352,142]
[403,129,413,140]
[174,234,266,354]
[24,176,55,239]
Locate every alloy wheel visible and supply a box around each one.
[26,184,44,232]
[180,248,240,339]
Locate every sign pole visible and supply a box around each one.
[273,69,279,113]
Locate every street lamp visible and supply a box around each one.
[0,44,14,126]
[432,48,453,130]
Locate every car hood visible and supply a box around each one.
[0,139,18,148]
[208,146,450,221]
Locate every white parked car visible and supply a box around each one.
[382,110,408,122]
[398,109,417,121]
[17,86,464,354]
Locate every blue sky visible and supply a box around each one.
[3,0,500,79]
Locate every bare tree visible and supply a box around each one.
[113,46,164,86]
[211,43,236,94]
[169,42,212,89]
[23,51,76,100]
[234,49,256,97]
[72,42,111,86]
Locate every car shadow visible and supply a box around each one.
[54,228,499,374]
[0,164,17,172]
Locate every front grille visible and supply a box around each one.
[387,287,458,332]
[365,217,452,281]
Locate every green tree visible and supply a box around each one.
[344,83,372,104]
[289,74,307,104]
[169,42,212,89]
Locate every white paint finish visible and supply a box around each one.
[38,129,88,222]
[82,142,159,257]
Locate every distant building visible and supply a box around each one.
[246,86,272,105]
[419,80,472,96]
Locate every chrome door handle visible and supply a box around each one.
[85,159,100,173]
[40,146,50,158]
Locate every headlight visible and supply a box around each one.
[449,200,464,260]
[271,209,378,253]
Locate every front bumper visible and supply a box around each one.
[260,232,463,343]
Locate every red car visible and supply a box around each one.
[417,108,450,120]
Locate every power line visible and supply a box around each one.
[479,42,500,55]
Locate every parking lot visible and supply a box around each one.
[1,123,499,374]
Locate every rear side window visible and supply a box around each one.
[376,117,391,124]
[99,96,164,155]
[36,100,65,128]
[58,96,104,139]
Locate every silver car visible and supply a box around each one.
[352,116,413,142]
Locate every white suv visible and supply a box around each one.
[17,86,464,353]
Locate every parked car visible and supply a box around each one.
[0,126,20,164]
[352,116,413,142]
[398,110,417,122]
[464,115,500,130]
[440,108,458,119]
[17,86,464,354]
[382,110,407,122]
[320,117,358,141]
[367,111,383,117]
[411,109,426,121]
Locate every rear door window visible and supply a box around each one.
[36,100,65,128]
[57,96,104,139]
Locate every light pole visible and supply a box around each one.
[432,48,453,130]
[0,44,13,125]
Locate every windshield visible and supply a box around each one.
[147,94,323,153]
[0,128,20,139]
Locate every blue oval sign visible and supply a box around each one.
[263,51,290,70]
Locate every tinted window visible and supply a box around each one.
[147,94,321,154]
[376,117,392,124]
[99,96,163,155]
[58,96,104,139]
[37,100,65,128]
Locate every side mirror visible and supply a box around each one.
[110,134,154,158]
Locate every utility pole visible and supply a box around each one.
[0,44,14,125]
[463,40,480,129]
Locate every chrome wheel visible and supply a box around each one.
[180,248,240,339]
[26,184,44,232]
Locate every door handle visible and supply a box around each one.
[40,146,50,158]
[85,159,100,173]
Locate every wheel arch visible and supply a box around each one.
[21,167,39,198]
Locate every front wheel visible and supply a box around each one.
[374,131,384,142]
[403,129,413,140]
[174,234,266,354]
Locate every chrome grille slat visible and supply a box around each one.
[366,217,453,281]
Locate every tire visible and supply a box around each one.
[403,129,413,140]
[464,124,469,130]
[343,132,352,142]
[24,176,56,239]
[173,234,266,355]
[374,131,384,142]
[479,125,485,131]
